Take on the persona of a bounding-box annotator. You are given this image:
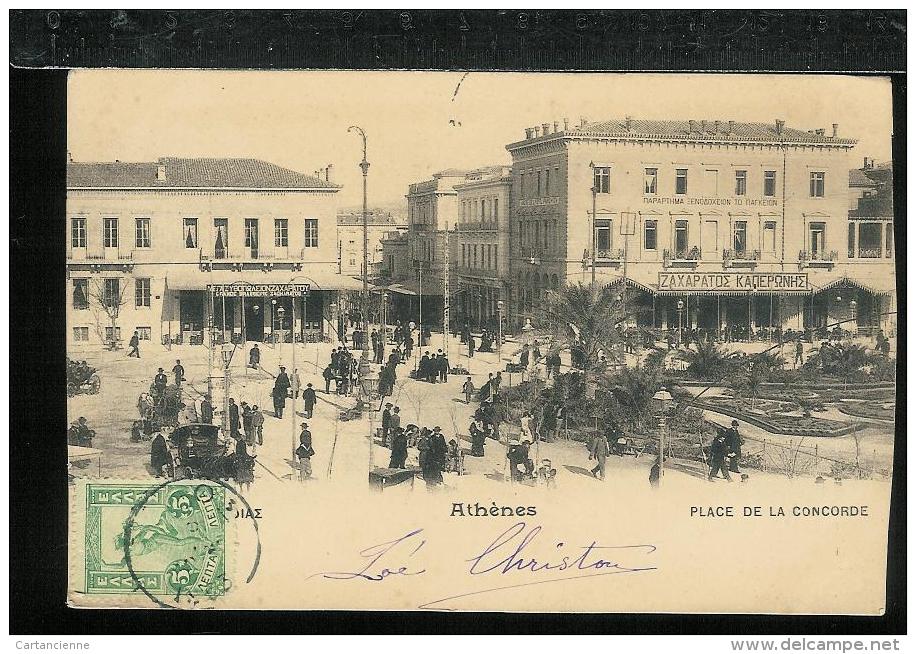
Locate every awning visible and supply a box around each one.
[385,283,418,296]
[166,268,369,292]
[653,287,811,297]
[815,275,894,296]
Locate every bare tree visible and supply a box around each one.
[87,277,129,350]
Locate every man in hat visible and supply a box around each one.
[273,366,291,418]
[462,376,475,404]
[389,427,409,469]
[437,349,449,383]
[724,419,743,474]
[228,398,241,439]
[589,431,610,480]
[418,351,431,382]
[200,394,214,424]
[249,343,261,369]
[389,406,402,437]
[172,359,185,387]
[302,382,317,419]
[381,402,393,447]
[154,368,167,395]
[708,432,732,482]
[127,330,141,358]
[423,426,447,486]
[251,405,264,445]
[296,422,314,481]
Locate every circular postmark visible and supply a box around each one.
[121,478,262,610]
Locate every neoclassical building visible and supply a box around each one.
[505,118,896,335]
[67,156,363,348]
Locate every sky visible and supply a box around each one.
[68,70,893,208]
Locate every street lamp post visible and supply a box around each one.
[348,125,371,352]
[220,343,234,437]
[652,389,674,485]
[850,299,858,338]
[677,299,685,347]
[380,290,388,364]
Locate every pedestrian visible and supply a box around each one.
[419,352,431,382]
[323,364,335,394]
[302,383,316,419]
[508,440,534,481]
[228,398,241,439]
[381,402,393,446]
[492,371,502,398]
[296,422,314,481]
[127,331,141,358]
[520,411,534,442]
[154,368,168,394]
[469,420,486,457]
[172,359,185,386]
[388,427,409,469]
[468,333,476,358]
[233,437,255,491]
[438,350,449,383]
[389,406,402,435]
[723,419,743,474]
[200,395,214,424]
[251,405,264,445]
[462,376,475,404]
[150,431,169,477]
[519,346,529,369]
[423,427,447,486]
[589,432,610,480]
[794,340,804,368]
[404,333,414,360]
[273,366,291,418]
[241,402,254,445]
[249,343,261,369]
[649,455,661,489]
[708,433,732,481]
[417,428,431,470]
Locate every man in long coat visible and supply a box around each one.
[302,383,317,419]
[273,366,291,418]
[589,433,610,480]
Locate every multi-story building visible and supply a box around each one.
[505,118,896,335]
[453,165,512,328]
[394,169,469,325]
[336,208,407,277]
[67,156,362,348]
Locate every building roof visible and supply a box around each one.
[849,168,879,188]
[510,118,857,147]
[67,157,338,189]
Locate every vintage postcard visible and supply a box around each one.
[65,70,896,612]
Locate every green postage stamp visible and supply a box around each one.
[84,483,227,597]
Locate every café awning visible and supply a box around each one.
[165,269,369,292]
[815,275,894,296]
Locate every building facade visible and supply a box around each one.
[66,157,362,348]
[453,166,512,328]
[336,209,407,277]
[505,118,895,335]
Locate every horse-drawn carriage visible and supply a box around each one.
[66,358,100,397]
[132,383,185,441]
[162,423,238,481]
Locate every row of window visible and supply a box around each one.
[629,218,779,254]
[519,166,560,198]
[460,243,499,271]
[71,326,152,342]
[847,222,894,259]
[71,217,320,251]
[517,219,561,253]
[71,277,151,310]
[592,166,806,197]
[460,196,500,223]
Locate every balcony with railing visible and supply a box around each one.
[856,247,883,259]
[798,250,838,268]
[199,248,307,272]
[67,248,135,271]
[520,245,545,265]
[722,248,761,268]
[663,247,701,268]
[456,221,498,232]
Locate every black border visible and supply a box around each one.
[8,10,906,636]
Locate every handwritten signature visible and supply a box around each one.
[307,522,658,609]
[305,528,427,581]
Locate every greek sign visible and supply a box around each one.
[657,272,809,291]
[208,283,310,297]
[642,197,779,207]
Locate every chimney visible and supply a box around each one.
[525,127,534,139]
[863,156,869,169]
[534,125,541,137]
[688,120,697,133]
[728,120,735,134]
[832,123,838,138]
[553,120,560,133]
[815,128,825,136]
[625,116,633,131]
[714,120,720,133]
[542,122,551,135]
[775,119,785,135]
[156,163,166,182]
[563,117,569,131]
[579,116,589,128]
[325,163,334,183]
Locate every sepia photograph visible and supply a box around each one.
[61,69,897,613]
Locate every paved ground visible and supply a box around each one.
[67,330,895,489]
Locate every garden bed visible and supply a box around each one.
[836,401,896,422]
[693,399,866,438]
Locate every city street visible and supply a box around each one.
[67,329,895,491]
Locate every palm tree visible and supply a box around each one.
[678,341,738,380]
[540,282,627,376]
